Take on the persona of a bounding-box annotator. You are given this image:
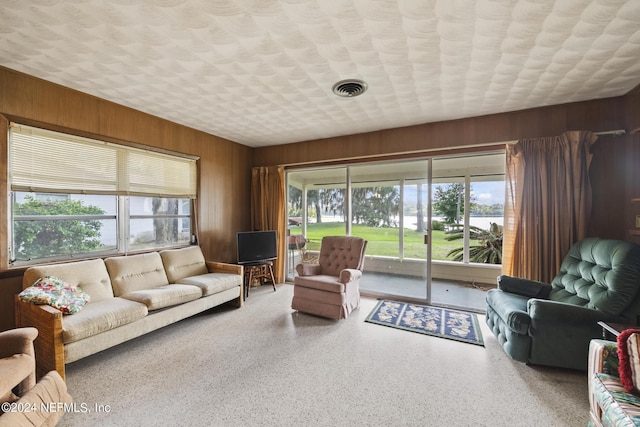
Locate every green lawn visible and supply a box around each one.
[292,222,479,261]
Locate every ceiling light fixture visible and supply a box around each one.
[332,79,368,98]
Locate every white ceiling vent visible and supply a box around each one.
[332,79,368,98]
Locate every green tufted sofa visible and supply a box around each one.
[486,237,640,370]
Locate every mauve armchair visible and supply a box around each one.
[0,327,72,427]
[292,236,367,319]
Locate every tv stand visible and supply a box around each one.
[243,261,276,298]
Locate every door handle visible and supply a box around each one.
[423,234,430,245]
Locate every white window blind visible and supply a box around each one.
[10,124,197,198]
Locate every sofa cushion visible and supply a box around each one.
[23,258,114,303]
[120,284,202,310]
[62,298,148,344]
[178,273,241,296]
[105,252,170,296]
[160,246,209,283]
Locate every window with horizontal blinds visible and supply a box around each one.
[10,124,197,198]
[8,123,198,266]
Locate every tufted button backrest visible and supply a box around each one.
[318,236,367,277]
[550,237,640,316]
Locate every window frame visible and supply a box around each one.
[8,123,198,267]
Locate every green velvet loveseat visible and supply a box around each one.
[486,237,640,370]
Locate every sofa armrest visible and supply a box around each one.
[14,298,65,381]
[589,339,619,376]
[206,261,243,276]
[498,275,552,299]
[588,339,620,423]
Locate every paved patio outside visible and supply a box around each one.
[359,271,492,313]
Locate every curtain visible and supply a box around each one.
[502,131,597,282]
[251,166,286,283]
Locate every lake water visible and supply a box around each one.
[314,214,504,230]
[404,215,503,230]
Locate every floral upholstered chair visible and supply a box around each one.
[588,332,640,426]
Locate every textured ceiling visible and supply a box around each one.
[1,0,639,148]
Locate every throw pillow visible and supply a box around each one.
[19,276,90,314]
[617,329,640,393]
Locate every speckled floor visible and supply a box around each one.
[59,284,588,427]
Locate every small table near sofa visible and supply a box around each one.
[242,261,276,299]
[597,321,638,340]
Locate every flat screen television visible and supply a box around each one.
[236,230,278,264]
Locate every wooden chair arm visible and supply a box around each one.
[15,297,66,381]
[206,261,243,276]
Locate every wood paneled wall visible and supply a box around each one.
[252,93,637,250]
[253,97,625,166]
[0,67,253,331]
[623,87,640,243]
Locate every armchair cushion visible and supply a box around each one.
[294,275,344,293]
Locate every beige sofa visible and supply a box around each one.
[15,246,243,380]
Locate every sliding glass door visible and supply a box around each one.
[286,151,504,312]
[286,160,432,300]
[286,167,346,276]
[349,160,431,300]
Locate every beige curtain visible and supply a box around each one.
[502,131,597,282]
[251,166,286,283]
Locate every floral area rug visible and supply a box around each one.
[365,300,484,346]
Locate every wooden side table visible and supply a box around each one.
[243,261,276,299]
[597,321,640,340]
